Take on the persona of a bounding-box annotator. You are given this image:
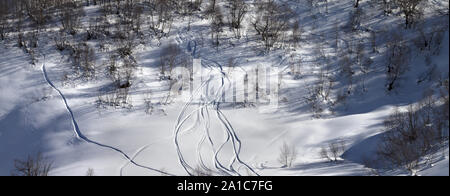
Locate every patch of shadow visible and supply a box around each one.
[342,132,392,169]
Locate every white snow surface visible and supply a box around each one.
[0,0,448,176]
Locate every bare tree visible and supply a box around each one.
[54,31,68,51]
[26,0,53,30]
[414,24,447,55]
[393,0,426,29]
[179,0,202,31]
[291,21,302,48]
[379,106,420,175]
[379,97,446,175]
[160,44,181,79]
[305,63,334,118]
[205,0,217,18]
[252,0,291,51]
[320,146,332,162]
[385,33,410,91]
[227,0,247,39]
[355,41,372,92]
[60,1,84,35]
[0,0,10,40]
[70,42,97,80]
[278,142,298,168]
[86,168,95,176]
[87,16,104,40]
[320,140,346,162]
[339,47,355,95]
[210,7,224,48]
[381,0,394,15]
[12,152,53,176]
[148,0,174,40]
[348,6,363,32]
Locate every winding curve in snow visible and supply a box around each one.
[41,62,174,176]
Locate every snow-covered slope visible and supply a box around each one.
[0,0,448,176]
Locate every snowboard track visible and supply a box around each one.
[41,60,174,176]
[171,31,260,176]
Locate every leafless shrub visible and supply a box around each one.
[320,146,332,162]
[393,0,426,29]
[210,7,224,48]
[71,42,96,80]
[320,140,346,162]
[370,30,378,53]
[159,44,181,79]
[339,49,355,94]
[148,0,174,40]
[362,157,381,176]
[278,142,298,168]
[205,0,218,19]
[86,168,95,176]
[0,0,10,41]
[17,32,24,47]
[347,6,363,32]
[380,0,395,16]
[117,38,135,58]
[414,24,447,55]
[289,55,302,78]
[18,31,39,66]
[192,165,213,176]
[54,31,68,51]
[60,1,84,35]
[378,97,446,175]
[96,88,132,109]
[144,92,154,115]
[355,42,372,93]
[291,21,302,48]
[12,152,53,176]
[61,71,72,87]
[385,32,410,91]
[227,0,248,39]
[87,16,105,40]
[252,0,291,51]
[304,68,334,118]
[26,0,53,29]
[179,0,201,31]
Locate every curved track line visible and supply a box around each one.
[170,33,260,175]
[41,63,174,176]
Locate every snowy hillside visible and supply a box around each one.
[0,0,448,176]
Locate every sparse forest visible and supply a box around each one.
[0,0,448,176]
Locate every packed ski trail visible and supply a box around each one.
[41,59,174,176]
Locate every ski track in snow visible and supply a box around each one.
[41,61,174,176]
[168,30,259,176]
